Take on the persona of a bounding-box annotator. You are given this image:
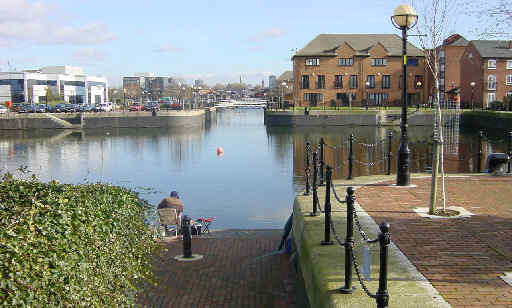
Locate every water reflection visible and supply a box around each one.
[1,110,510,229]
[267,121,510,183]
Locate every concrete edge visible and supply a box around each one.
[352,199,451,308]
[293,173,459,308]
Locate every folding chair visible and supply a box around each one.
[158,208,181,237]
[197,217,214,234]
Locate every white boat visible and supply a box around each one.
[215,100,236,109]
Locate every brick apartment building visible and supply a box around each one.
[437,34,469,104]
[292,34,428,108]
[460,40,512,109]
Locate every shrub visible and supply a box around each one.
[489,100,504,111]
[0,176,159,307]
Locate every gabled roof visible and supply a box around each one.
[443,34,469,47]
[471,40,512,58]
[293,34,424,58]
[278,71,293,82]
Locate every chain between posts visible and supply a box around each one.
[330,181,346,204]
[350,244,377,298]
[353,209,379,244]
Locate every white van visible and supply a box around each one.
[99,102,113,112]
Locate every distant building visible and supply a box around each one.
[269,75,277,88]
[0,65,108,104]
[123,73,169,101]
[278,71,294,104]
[194,79,204,87]
[262,79,265,88]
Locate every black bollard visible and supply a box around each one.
[310,151,320,216]
[387,131,393,175]
[320,166,334,246]
[508,131,512,174]
[339,187,355,293]
[182,215,192,258]
[305,142,311,195]
[319,138,325,186]
[348,134,354,180]
[375,222,391,308]
[477,129,483,172]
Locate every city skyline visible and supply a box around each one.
[0,0,502,87]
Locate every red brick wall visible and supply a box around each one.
[460,43,512,108]
[293,42,428,108]
[460,43,483,108]
[444,45,466,90]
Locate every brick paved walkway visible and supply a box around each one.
[137,230,301,308]
[355,175,512,308]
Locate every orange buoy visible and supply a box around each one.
[217,147,224,156]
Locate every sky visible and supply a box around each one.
[0,0,500,87]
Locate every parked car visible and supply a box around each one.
[143,102,160,111]
[52,103,68,113]
[128,103,143,111]
[18,104,36,113]
[98,102,113,112]
[0,105,7,114]
[35,104,47,113]
[12,103,22,112]
[79,104,95,112]
[161,102,180,110]
[64,104,80,113]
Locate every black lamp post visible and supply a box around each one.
[470,81,476,110]
[391,4,418,186]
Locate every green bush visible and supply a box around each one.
[489,100,504,111]
[0,176,159,307]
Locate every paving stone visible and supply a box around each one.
[355,175,512,308]
[137,230,299,308]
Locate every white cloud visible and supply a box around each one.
[153,44,185,53]
[249,28,288,43]
[72,47,108,64]
[0,0,116,47]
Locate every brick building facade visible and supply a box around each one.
[460,40,512,109]
[292,34,428,108]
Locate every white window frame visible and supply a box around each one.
[488,74,496,90]
[488,59,496,69]
[305,58,320,66]
[507,75,512,85]
[371,58,387,66]
[507,60,512,69]
[487,92,496,104]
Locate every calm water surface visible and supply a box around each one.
[0,110,509,229]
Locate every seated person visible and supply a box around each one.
[158,191,184,231]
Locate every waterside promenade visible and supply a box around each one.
[295,173,512,307]
[138,173,512,308]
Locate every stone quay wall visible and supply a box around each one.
[0,110,210,130]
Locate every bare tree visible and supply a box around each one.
[412,0,460,214]
[465,0,511,38]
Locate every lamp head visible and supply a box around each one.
[470,81,476,88]
[392,4,418,29]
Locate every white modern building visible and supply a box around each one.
[0,66,108,105]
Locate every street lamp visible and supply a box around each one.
[470,81,476,110]
[365,80,370,111]
[416,81,422,110]
[281,82,287,111]
[391,4,418,186]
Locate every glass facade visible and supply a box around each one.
[0,79,25,103]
